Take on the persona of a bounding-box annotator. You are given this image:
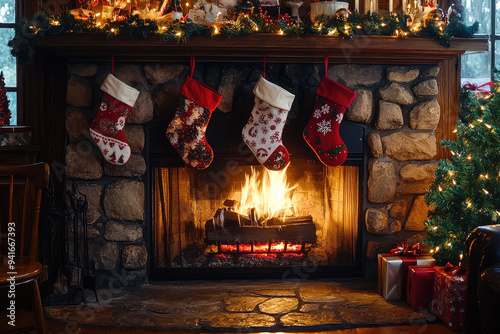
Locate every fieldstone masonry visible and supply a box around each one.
[65,62,441,285]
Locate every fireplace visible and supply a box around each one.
[149,101,365,278]
[25,35,485,286]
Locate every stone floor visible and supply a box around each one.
[44,280,439,332]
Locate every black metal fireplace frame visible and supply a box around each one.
[145,117,367,281]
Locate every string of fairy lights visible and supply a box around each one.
[8,5,478,65]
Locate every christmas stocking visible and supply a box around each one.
[90,74,139,165]
[242,77,295,171]
[303,76,356,166]
[166,76,223,169]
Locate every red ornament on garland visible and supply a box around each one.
[0,71,11,126]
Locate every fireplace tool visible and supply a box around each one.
[67,189,98,306]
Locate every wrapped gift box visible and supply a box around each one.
[406,265,435,309]
[432,265,467,330]
[378,253,435,300]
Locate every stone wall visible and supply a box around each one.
[347,65,441,279]
[65,61,441,285]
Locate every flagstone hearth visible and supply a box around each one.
[44,280,439,331]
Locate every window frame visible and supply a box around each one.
[0,0,19,125]
[463,0,498,82]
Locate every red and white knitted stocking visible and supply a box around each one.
[303,76,356,166]
[166,76,222,169]
[242,77,295,171]
[90,74,139,165]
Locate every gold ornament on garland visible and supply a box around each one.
[334,8,350,20]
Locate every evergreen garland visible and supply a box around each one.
[8,8,479,65]
[424,83,500,265]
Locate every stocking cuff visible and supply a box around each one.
[101,74,140,107]
[317,77,357,108]
[253,77,295,111]
[181,76,223,112]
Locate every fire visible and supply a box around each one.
[237,166,297,221]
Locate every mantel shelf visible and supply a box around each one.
[34,34,488,64]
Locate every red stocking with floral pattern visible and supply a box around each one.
[166,76,223,169]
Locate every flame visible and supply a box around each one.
[237,166,297,221]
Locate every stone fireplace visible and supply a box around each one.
[21,34,485,287]
[63,59,441,285]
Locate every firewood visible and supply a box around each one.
[265,215,313,226]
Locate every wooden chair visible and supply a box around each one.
[0,163,50,334]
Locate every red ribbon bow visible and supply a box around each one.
[390,242,423,256]
[463,81,494,94]
[443,262,468,275]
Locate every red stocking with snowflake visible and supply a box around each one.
[303,76,356,166]
[90,74,140,165]
[166,58,223,169]
[242,77,295,171]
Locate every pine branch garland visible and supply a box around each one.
[8,9,480,65]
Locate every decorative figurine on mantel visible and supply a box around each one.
[187,0,227,24]
[447,0,465,23]
[285,0,302,23]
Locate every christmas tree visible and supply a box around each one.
[0,71,11,126]
[424,83,500,265]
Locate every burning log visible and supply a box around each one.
[205,204,316,246]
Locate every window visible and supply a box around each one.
[461,0,497,86]
[0,0,17,125]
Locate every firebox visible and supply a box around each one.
[146,64,366,279]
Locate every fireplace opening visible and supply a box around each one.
[148,118,365,279]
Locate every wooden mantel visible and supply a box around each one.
[34,35,488,63]
[24,34,487,202]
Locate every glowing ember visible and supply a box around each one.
[237,166,297,221]
[218,241,303,254]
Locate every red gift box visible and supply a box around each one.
[406,265,435,309]
[432,265,467,330]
